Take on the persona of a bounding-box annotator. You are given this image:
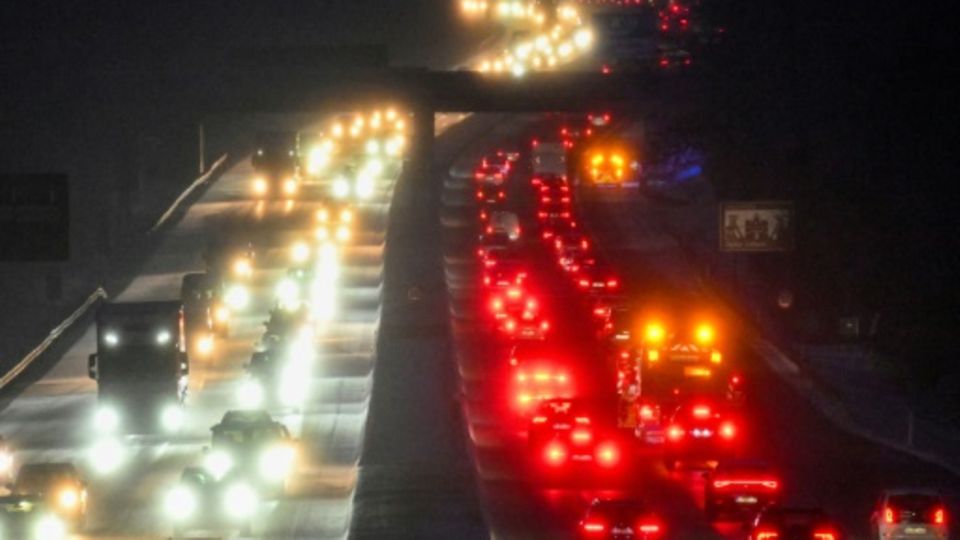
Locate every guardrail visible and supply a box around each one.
[0,287,108,390]
[149,153,229,234]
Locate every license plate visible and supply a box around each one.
[611,526,633,535]
[592,282,604,287]
[904,527,928,535]
[735,496,758,504]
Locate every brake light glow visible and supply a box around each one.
[640,405,656,421]
[667,425,684,441]
[884,507,895,524]
[575,416,590,424]
[755,530,779,540]
[581,520,606,534]
[692,405,711,418]
[595,441,620,467]
[544,441,567,466]
[606,278,619,288]
[813,532,836,540]
[638,521,661,535]
[934,507,945,525]
[532,416,547,424]
[719,421,736,440]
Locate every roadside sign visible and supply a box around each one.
[719,201,793,252]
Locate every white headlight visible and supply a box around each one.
[35,515,67,540]
[236,379,265,408]
[332,177,350,199]
[0,451,12,473]
[93,406,120,433]
[356,176,375,200]
[225,285,250,310]
[259,444,296,481]
[223,482,258,519]
[156,330,171,345]
[291,242,311,263]
[87,437,126,475]
[275,278,300,308]
[161,404,185,432]
[164,485,198,521]
[104,331,119,346]
[204,450,233,480]
[365,139,381,155]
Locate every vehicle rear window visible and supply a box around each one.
[889,494,939,513]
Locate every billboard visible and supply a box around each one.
[0,174,69,261]
[719,201,793,252]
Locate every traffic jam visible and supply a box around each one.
[448,112,952,540]
[0,108,406,538]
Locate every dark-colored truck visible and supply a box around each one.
[87,301,189,434]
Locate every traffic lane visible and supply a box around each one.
[578,185,960,538]
[441,126,730,540]
[1,139,393,537]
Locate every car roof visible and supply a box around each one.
[219,409,274,426]
[882,488,942,497]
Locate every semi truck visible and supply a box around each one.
[87,301,189,434]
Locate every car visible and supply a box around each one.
[528,399,623,472]
[870,489,948,540]
[487,285,540,321]
[482,260,528,289]
[657,45,692,70]
[537,201,574,221]
[499,311,551,341]
[487,211,521,240]
[663,401,741,469]
[533,173,569,190]
[474,164,507,186]
[538,190,572,206]
[588,294,624,329]
[163,467,258,537]
[509,343,577,416]
[563,251,600,274]
[747,506,842,540]
[477,231,514,260]
[11,463,86,529]
[482,152,512,175]
[204,410,297,497]
[0,495,69,539]
[540,216,579,241]
[605,307,634,343]
[314,204,355,244]
[578,499,664,539]
[476,182,507,205]
[703,460,781,521]
[480,246,524,270]
[553,231,590,253]
[573,262,621,294]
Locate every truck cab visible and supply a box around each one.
[87,301,189,435]
[250,131,300,198]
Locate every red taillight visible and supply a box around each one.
[485,225,493,234]
[532,416,547,424]
[498,191,506,199]
[483,275,491,285]
[506,287,521,299]
[659,58,669,67]
[475,190,483,199]
[561,211,571,219]
[640,405,656,421]
[538,211,547,219]
[884,507,895,524]
[755,530,779,540]
[719,421,736,440]
[578,279,590,288]
[575,416,590,425]
[637,521,662,536]
[934,507,946,525]
[595,441,620,467]
[580,519,606,535]
[540,320,550,331]
[667,424,684,441]
[692,405,711,418]
[544,441,567,466]
[606,278,619,288]
[813,531,836,540]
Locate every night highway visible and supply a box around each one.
[1,1,956,539]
